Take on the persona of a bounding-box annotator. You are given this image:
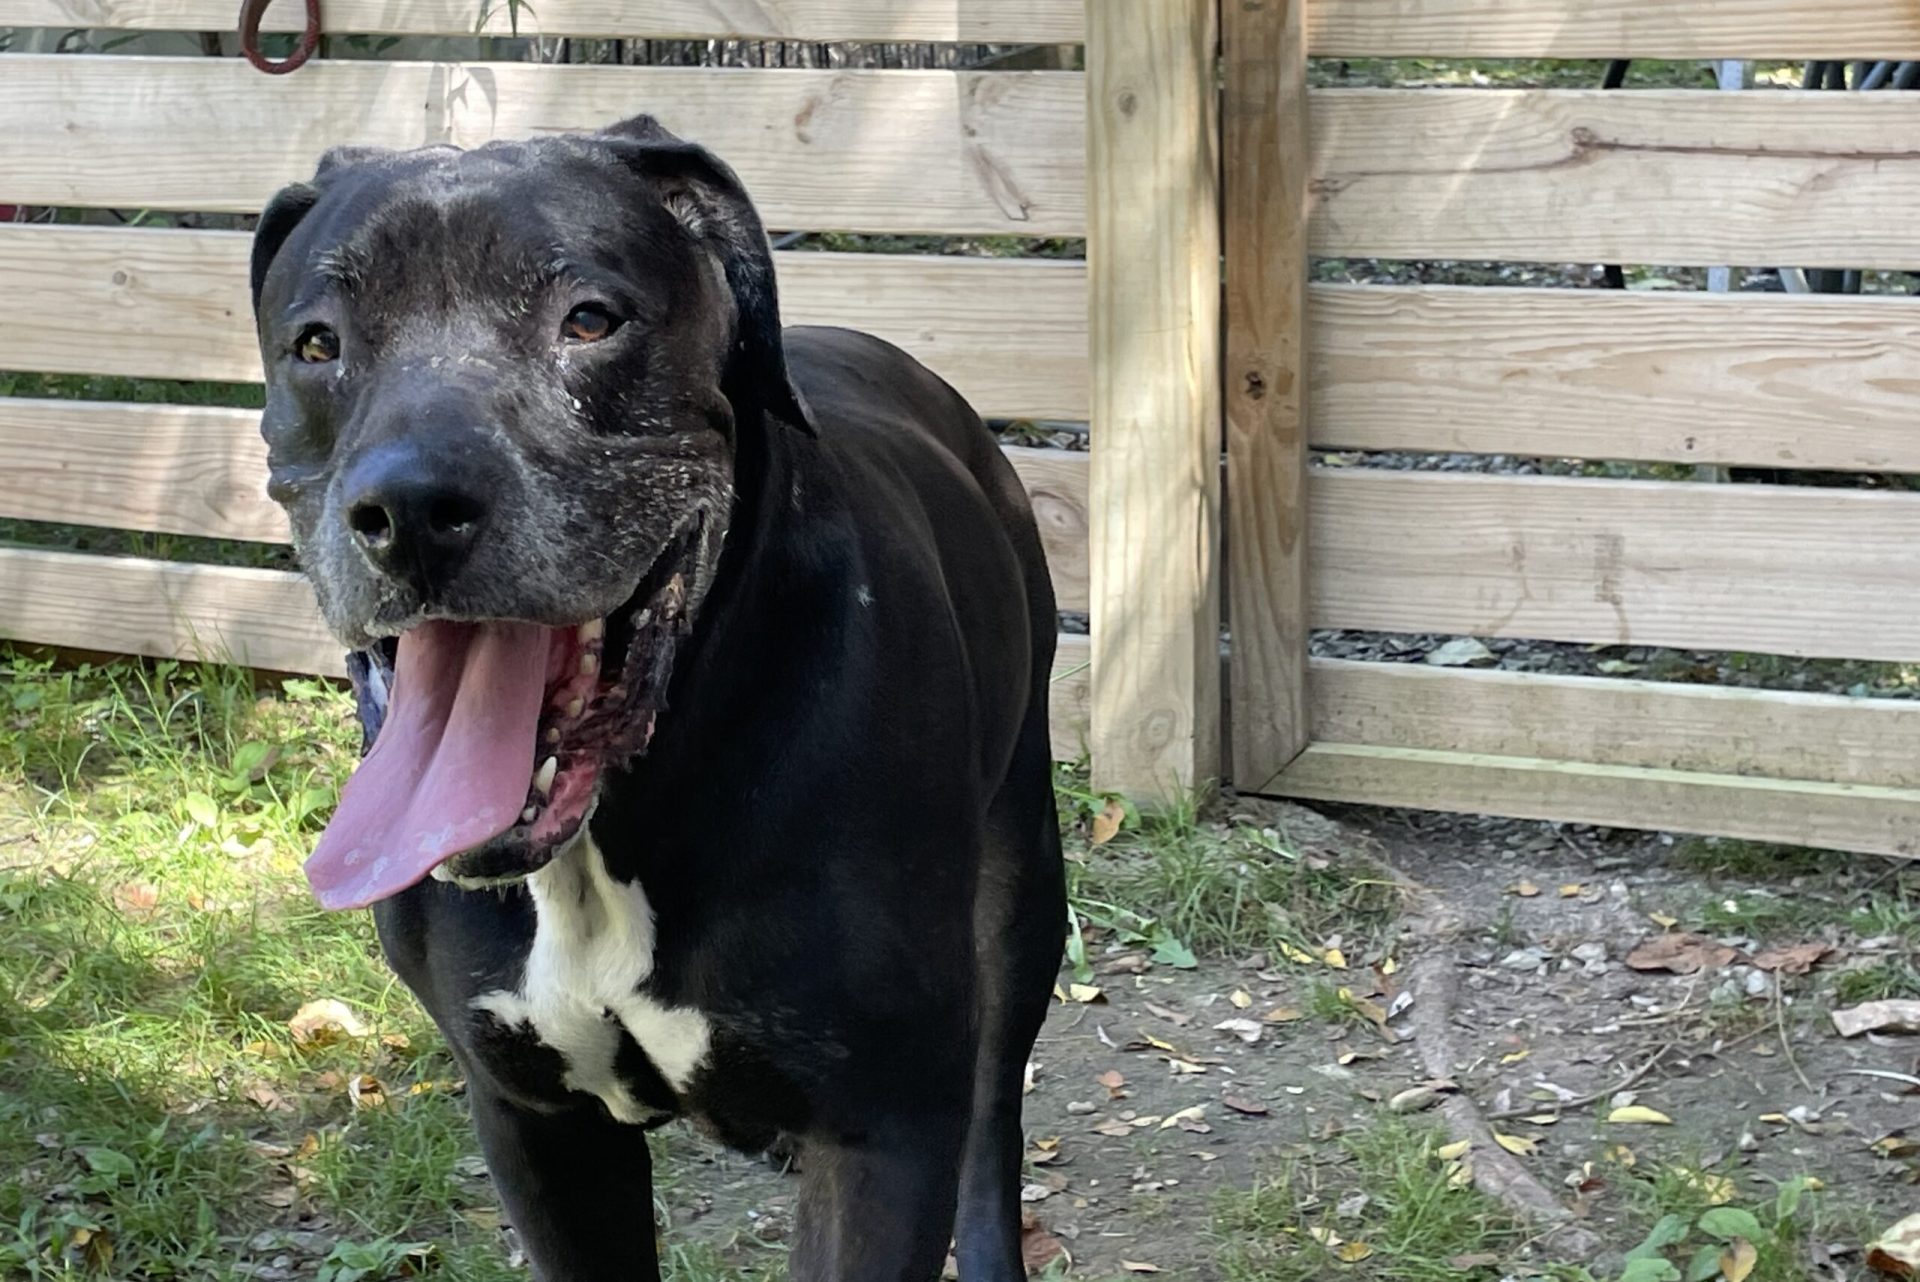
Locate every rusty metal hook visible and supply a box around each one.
[239,0,323,75]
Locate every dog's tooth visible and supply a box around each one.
[521,805,538,824]
[534,756,558,796]
[578,618,604,644]
[566,697,584,719]
[430,863,455,883]
[579,652,599,677]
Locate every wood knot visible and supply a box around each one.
[1243,371,1267,400]
[1116,90,1138,118]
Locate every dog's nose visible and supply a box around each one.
[341,442,491,592]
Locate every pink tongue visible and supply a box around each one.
[305,620,549,910]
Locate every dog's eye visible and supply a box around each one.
[295,324,340,364]
[561,305,620,344]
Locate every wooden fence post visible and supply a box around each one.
[1086,0,1224,799]
[1224,0,1311,792]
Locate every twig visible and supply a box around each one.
[1487,1044,1674,1121]
[1836,1068,1920,1089]
[1773,979,1815,1095]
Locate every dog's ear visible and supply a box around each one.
[250,182,320,314]
[599,115,817,436]
[250,146,398,315]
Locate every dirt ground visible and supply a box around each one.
[648,801,1920,1280]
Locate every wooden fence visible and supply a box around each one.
[5,1,1920,857]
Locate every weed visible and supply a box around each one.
[1610,1166,1871,1282]
[1058,768,1399,965]
[1213,1119,1526,1281]
[1670,839,1833,882]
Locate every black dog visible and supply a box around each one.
[249,116,1064,1280]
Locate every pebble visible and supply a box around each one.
[1745,969,1773,998]
[1499,947,1550,971]
[1571,943,1608,964]
[1066,1101,1097,1115]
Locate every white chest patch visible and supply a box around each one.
[470,831,711,1124]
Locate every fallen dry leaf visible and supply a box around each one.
[112,882,161,917]
[1020,1209,1069,1272]
[1721,1238,1757,1282]
[1501,1049,1531,1065]
[1494,1132,1539,1156]
[1335,1242,1374,1263]
[1223,1093,1268,1116]
[1145,1001,1191,1026]
[243,1083,293,1113]
[1436,1139,1472,1162]
[1323,947,1348,969]
[1649,911,1680,929]
[1608,1105,1674,1126]
[1559,883,1587,898]
[1120,1261,1163,1274]
[1067,983,1105,1004]
[1090,798,1124,847]
[1160,1105,1208,1133]
[1510,880,1541,898]
[1833,1000,1920,1039]
[1263,1005,1305,1024]
[1676,1167,1735,1205]
[288,998,369,1048]
[1308,1228,1346,1248]
[1868,1211,1920,1277]
[1229,989,1254,1010]
[1626,933,1740,976]
[1096,1069,1127,1099]
[1751,942,1832,975]
[1279,943,1318,966]
[1213,1017,1262,1045]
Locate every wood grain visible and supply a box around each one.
[0,402,1090,608]
[1050,632,1091,761]
[1311,471,1920,662]
[0,225,1089,421]
[1224,0,1311,794]
[0,547,340,675]
[1272,742,1920,860]
[1311,659,1920,789]
[2,54,1084,235]
[1308,0,1920,60]
[1086,0,1222,797]
[1312,89,1920,268]
[0,0,1082,40]
[1311,284,1920,472]
[0,548,1093,758]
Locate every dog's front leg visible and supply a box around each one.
[789,1109,968,1282]
[468,1085,662,1282]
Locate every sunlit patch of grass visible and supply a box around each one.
[0,648,799,1280]
[1056,767,1402,966]
[1212,1119,1526,1282]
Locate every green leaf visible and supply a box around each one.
[292,786,336,824]
[1150,933,1198,970]
[80,1148,135,1180]
[183,792,219,829]
[1684,1244,1723,1282]
[1626,1215,1692,1262]
[1064,906,1094,984]
[230,741,271,777]
[1618,1259,1682,1282]
[1696,1208,1763,1243]
[1774,1176,1812,1223]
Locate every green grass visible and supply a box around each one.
[1056,767,1401,968]
[0,649,785,1281]
[1211,1119,1528,1281]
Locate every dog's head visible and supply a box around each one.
[251,116,813,909]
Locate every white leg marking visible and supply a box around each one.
[471,829,711,1123]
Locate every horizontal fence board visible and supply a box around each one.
[0,0,1083,41]
[1272,743,1920,859]
[11,0,1909,55]
[1308,0,1920,60]
[1050,632,1090,761]
[0,55,1084,235]
[1312,89,1920,268]
[1311,470,1920,661]
[0,225,1089,421]
[1311,659,1920,789]
[0,399,281,541]
[1312,285,1920,471]
[0,401,1091,609]
[0,547,1093,758]
[0,545,336,674]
